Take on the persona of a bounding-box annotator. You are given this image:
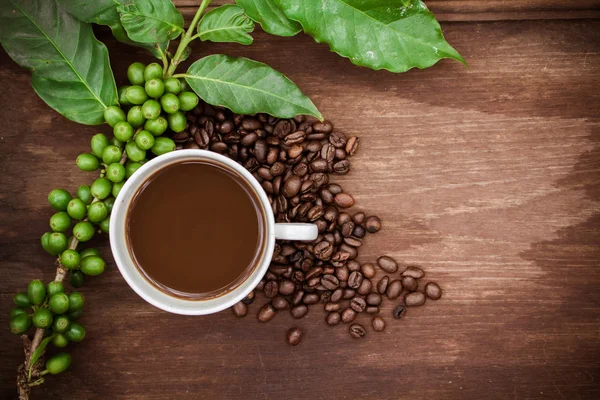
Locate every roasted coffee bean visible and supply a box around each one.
[349,323,366,339]
[352,212,366,225]
[211,141,228,153]
[292,270,305,283]
[353,225,366,238]
[309,158,328,173]
[293,162,308,176]
[347,260,361,272]
[321,143,335,163]
[386,279,403,299]
[343,236,362,247]
[314,241,333,260]
[334,193,355,208]
[402,276,418,292]
[311,172,329,188]
[372,317,386,332]
[339,244,358,260]
[282,175,302,197]
[348,271,363,289]
[306,266,324,280]
[242,291,255,305]
[323,266,335,275]
[223,132,241,144]
[323,233,335,243]
[277,195,288,213]
[333,160,350,174]
[300,193,317,202]
[270,161,286,176]
[366,306,380,315]
[267,147,279,164]
[307,277,320,288]
[291,305,308,319]
[327,312,341,326]
[264,281,279,298]
[172,131,190,143]
[242,118,261,131]
[343,289,356,299]
[241,132,258,147]
[256,279,265,291]
[258,303,277,322]
[302,293,319,305]
[300,180,314,194]
[333,231,343,245]
[361,263,376,279]
[273,176,282,195]
[184,141,201,149]
[257,167,273,181]
[292,291,304,306]
[405,292,426,307]
[425,282,442,300]
[279,279,295,295]
[321,274,339,290]
[274,120,293,138]
[341,221,355,237]
[377,256,399,273]
[288,144,303,159]
[308,205,324,221]
[329,131,347,148]
[357,279,372,295]
[287,327,302,346]
[330,288,343,303]
[377,276,389,294]
[366,293,382,306]
[243,157,259,172]
[312,121,333,133]
[323,206,338,223]
[265,271,278,281]
[320,188,334,204]
[284,131,306,146]
[320,291,333,303]
[232,301,248,317]
[328,185,342,196]
[272,296,290,310]
[335,267,349,283]
[402,266,425,279]
[324,302,341,312]
[269,264,289,276]
[392,304,407,319]
[341,308,357,323]
[365,216,382,233]
[350,297,366,312]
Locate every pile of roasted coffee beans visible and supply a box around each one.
[171,102,443,345]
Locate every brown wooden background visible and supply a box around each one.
[1,1,599,399]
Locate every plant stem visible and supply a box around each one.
[165,0,212,77]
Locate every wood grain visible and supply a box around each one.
[1,12,600,400]
[175,0,600,21]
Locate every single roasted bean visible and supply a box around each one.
[353,225,366,238]
[264,281,279,298]
[323,266,335,275]
[392,304,407,319]
[333,160,350,174]
[321,274,340,290]
[292,291,304,306]
[336,266,349,282]
[314,241,333,260]
[307,277,320,288]
[256,279,265,291]
[271,296,290,310]
[343,237,362,248]
[402,276,418,292]
[361,263,376,279]
[232,302,247,317]
[220,120,234,134]
[352,212,366,225]
[357,279,372,295]
[323,206,338,222]
[343,289,356,299]
[329,131,347,148]
[334,193,355,208]
[365,216,382,233]
[405,292,426,307]
[302,293,319,305]
[257,167,273,181]
[425,282,442,300]
[284,131,306,146]
[287,327,302,346]
[377,256,399,273]
[242,291,255,305]
[348,271,363,289]
[279,279,295,295]
[273,176,283,195]
[341,308,357,323]
[366,306,380,315]
[270,161,286,176]
[266,147,279,164]
[330,288,343,303]
[339,244,358,260]
[310,158,329,172]
[288,144,304,159]
[366,293,382,306]
[372,317,386,332]
[345,136,359,155]
[257,303,277,322]
[349,323,367,339]
[324,302,341,312]
[306,266,324,280]
[347,260,361,272]
[241,132,258,147]
[308,205,325,221]
[312,121,333,133]
[402,266,425,279]
[350,297,367,312]
[386,279,403,299]
[274,120,293,137]
[291,305,308,318]
[326,312,341,326]
[282,175,302,198]
[320,291,333,303]
[293,162,308,176]
[242,118,261,131]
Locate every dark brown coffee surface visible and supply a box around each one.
[127,161,263,295]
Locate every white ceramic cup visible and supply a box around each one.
[109,149,318,315]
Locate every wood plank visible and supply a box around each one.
[174,0,600,21]
[1,18,600,400]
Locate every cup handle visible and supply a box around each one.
[274,223,318,241]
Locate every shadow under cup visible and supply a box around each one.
[125,159,268,301]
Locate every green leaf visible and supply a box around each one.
[275,0,466,72]
[109,23,168,59]
[28,334,56,381]
[119,0,184,44]
[236,0,301,37]
[0,0,118,125]
[184,55,321,120]
[198,5,254,45]
[56,0,121,26]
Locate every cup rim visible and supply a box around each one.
[109,149,276,315]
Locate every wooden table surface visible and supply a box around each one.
[1,2,599,399]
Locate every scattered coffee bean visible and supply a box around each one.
[350,297,367,312]
[404,292,426,307]
[352,212,366,225]
[278,279,295,295]
[241,291,255,305]
[386,279,403,299]
[377,276,389,294]
[361,263,376,279]
[348,271,363,289]
[343,289,356,299]
[365,216,382,233]
[425,282,442,300]
[347,260,361,271]
[291,304,309,318]
[330,288,343,303]
[357,279,372,295]
[366,292,382,306]
[321,274,340,290]
[334,193,355,208]
[341,308,357,323]
[232,301,248,317]
[258,303,277,322]
[392,304,407,319]
[345,136,359,156]
[326,312,341,326]
[287,327,303,346]
[366,306,380,315]
[303,293,319,305]
[402,276,418,292]
[377,256,399,273]
[292,290,304,306]
[336,266,349,282]
[264,280,279,298]
[349,323,367,339]
[324,302,341,312]
[272,296,290,310]
[402,266,425,279]
[372,317,386,332]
